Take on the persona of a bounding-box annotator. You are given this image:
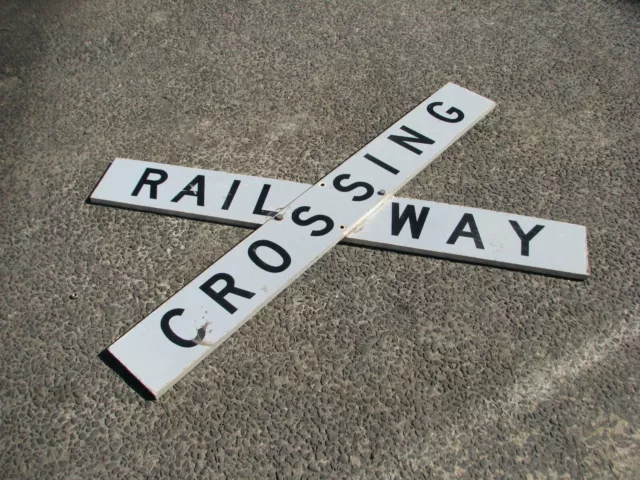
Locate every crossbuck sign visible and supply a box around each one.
[91,84,588,398]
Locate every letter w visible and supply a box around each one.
[391,202,430,239]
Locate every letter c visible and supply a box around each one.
[160,308,201,348]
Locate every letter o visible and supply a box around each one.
[248,240,292,273]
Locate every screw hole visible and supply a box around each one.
[339,225,345,230]
[319,182,326,187]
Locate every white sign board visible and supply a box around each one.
[350,199,588,278]
[106,83,495,397]
[92,161,589,279]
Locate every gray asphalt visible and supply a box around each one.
[1,0,639,478]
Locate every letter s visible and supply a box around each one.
[332,174,374,202]
[291,206,335,237]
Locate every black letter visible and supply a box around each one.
[131,168,168,199]
[171,175,205,206]
[509,221,544,256]
[292,206,335,237]
[391,202,430,239]
[388,126,434,155]
[332,174,374,202]
[200,273,255,314]
[253,184,277,217]
[222,179,241,210]
[364,153,399,175]
[248,240,291,273]
[447,213,484,249]
[427,102,464,123]
[160,308,201,348]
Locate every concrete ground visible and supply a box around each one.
[1,0,639,478]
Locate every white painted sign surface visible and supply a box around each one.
[92,162,589,279]
[106,83,495,397]
[350,198,588,278]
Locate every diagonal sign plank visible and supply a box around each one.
[106,83,495,398]
[92,160,589,279]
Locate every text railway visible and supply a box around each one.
[92,160,589,279]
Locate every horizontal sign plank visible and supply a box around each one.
[91,160,589,279]
[349,199,588,278]
[104,83,495,397]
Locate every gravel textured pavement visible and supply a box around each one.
[1,0,639,478]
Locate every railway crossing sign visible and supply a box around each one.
[91,84,588,398]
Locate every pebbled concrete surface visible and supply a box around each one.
[1,0,639,478]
